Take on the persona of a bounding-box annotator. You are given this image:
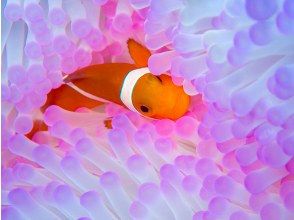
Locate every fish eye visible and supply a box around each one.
[140,105,149,113]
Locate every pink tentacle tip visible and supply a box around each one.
[49,8,68,26]
[154,138,174,154]
[127,154,148,172]
[8,188,30,205]
[13,115,33,134]
[53,35,73,55]
[27,64,47,83]
[8,65,27,85]
[74,49,92,68]
[175,116,198,138]
[25,3,44,23]
[75,138,94,155]
[138,183,160,203]
[129,201,148,218]
[25,42,43,59]
[4,3,23,21]
[53,184,73,203]
[49,120,71,138]
[61,57,78,74]
[155,119,175,136]
[182,175,199,192]
[101,0,118,18]
[85,29,106,51]
[113,14,133,33]
[260,203,281,220]
[71,19,92,38]
[208,196,228,214]
[43,105,63,126]
[100,172,120,188]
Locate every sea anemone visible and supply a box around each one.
[2,0,294,219]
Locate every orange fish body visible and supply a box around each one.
[42,40,190,120]
[43,63,136,111]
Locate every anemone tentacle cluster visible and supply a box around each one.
[2,0,294,219]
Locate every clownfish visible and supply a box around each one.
[43,39,190,120]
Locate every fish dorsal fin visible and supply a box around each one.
[127,39,151,68]
[63,73,84,83]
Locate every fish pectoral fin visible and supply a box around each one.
[127,39,151,68]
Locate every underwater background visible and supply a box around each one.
[1,0,294,219]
